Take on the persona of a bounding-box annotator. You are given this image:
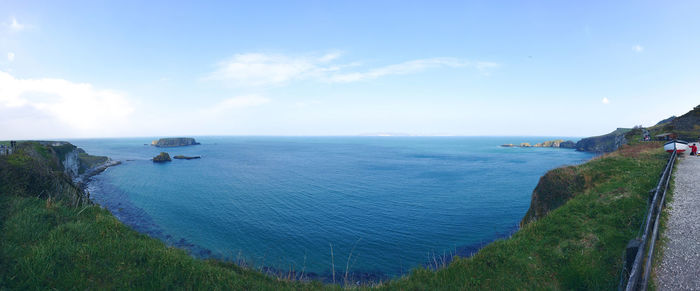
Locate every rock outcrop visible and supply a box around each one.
[153,152,172,163]
[559,140,576,148]
[31,141,112,179]
[173,155,201,160]
[501,139,577,149]
[575,128,631,153]
[151,138,200,148]
[531,139,576,148]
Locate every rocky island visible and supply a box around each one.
[151,137,200,147]
[152,152,172,162]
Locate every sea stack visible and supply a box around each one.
[153,152,172,163]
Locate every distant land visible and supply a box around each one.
[151,137,200,147]
[501,139,576,149]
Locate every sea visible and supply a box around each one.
[69,136,594,281]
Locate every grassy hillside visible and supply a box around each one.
[1,141,667,289]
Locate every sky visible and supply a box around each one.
[1,0,699,139]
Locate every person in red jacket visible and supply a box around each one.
[690,143,698,156]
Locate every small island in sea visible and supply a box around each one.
[152,152,172,162]
[151,137,200,147]
[173,155,201,160]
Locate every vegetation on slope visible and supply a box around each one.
[1,141,667,289]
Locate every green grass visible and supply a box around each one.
[0,196,329,290]
[77,153,108,174]
[0,142,668,290]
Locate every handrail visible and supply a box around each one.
[623,148,677,290]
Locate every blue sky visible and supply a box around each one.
[1,1,699,139]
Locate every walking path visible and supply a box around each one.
[657,154,700,290]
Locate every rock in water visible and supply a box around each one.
[151,138,200,147]
[153,152,172,162]
[173,155,201,160]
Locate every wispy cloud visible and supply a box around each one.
[0,71,134,131]
[205,52,497,86]
[7,52,14,62]
[204,53,341,86]
[633,45,644,52]
[328,57,469,82]
[602,97,610,104]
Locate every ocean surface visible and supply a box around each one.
[70,136,594,281]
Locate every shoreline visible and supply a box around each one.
[85,163,520,285]
[76,159,122,189]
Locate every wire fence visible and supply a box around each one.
[618,148,677,291]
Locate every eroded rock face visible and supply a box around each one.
[62,149,80,178]
[153,152,172,162]
[559,140,576,148]
[575,128,632,153]
[151,138,200,147]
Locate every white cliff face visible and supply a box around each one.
[62,149,80,179]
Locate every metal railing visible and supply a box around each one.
[621,148,677,290]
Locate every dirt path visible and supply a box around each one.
[657,154,700,290]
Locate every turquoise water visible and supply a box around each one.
[70,136,593,281]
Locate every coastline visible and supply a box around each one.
[75,159,122,189]
[72,137,594,285]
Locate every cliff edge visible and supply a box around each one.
[520,166,588,226]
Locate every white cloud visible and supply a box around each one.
[204,53,335,86]
[633,45,644,52]
[602,97,610,104]
[8,17,24,31]
[205,52,495,86]
[0,71,134,135]
[7,52,14,62]
[328,57,469,83]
